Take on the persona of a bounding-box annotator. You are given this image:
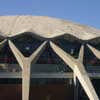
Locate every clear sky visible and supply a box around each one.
[0,0,100,29]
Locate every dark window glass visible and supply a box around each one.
[0,78,21,100]
[30,78,74,100]
[0,42,18,64]
[53,38,81,58]
[12,33,44,57]
[35,43,72,72]
[36,43,64,64]
[0,78,21,84]
[92,79,100,98]
[84,45,100,72]
[89,41,100,51]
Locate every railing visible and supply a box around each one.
[86,66,100,73]
[0,64,100,78]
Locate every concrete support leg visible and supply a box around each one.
[87,44,100,59]
[8,40,47,100]
[50,41,99,100]
[22,60,31,100]
[73,44,84,100]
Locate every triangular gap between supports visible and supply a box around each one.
[84,45,100,69]
[53,37,82,59]
[88,41,100,51]
[33,42,72,73]
[10,32,44,57]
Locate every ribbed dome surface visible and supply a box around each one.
[0,15,100,40]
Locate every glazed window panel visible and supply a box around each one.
[89,40,100,51]
[36,43,62,64]
[53,38,81,58]
[0,42,21,72]
[35,43,72,72]
[0,78,22,100]
[31,64,72,73]
[0,43,18,64]
[12,33,44,57]
[84,45,100,70]
[30,78,74,100]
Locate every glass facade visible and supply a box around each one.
[0,33,100,100]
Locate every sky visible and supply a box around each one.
[0,0,100,29]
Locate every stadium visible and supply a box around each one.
[0,16,100,100]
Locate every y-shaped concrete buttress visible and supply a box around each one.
[50,41,99,100]
[9,40,47,100]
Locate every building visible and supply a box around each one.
[0,16,100,100]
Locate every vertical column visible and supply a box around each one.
[22,58,31,100]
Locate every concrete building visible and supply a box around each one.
[0,16,100,100]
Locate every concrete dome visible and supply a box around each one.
[0,15,100,40]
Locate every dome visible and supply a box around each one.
[0,15,100,40]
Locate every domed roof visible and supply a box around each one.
[0,15,100,40]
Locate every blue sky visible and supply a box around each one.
[0,0,100,28]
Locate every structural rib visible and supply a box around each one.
[8,40,47,100]
[50,41,99,100]
[87,44,100,60]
